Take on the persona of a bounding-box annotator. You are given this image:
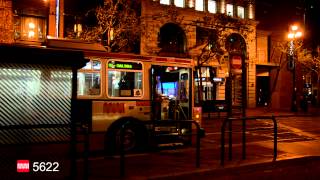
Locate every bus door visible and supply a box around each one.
[151,65,192,121]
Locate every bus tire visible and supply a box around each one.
[105,118,148,155]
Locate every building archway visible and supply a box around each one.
[225,33,248,116]
[158,23,187,57]
[225,33,247,54]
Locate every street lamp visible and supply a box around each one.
[287,25,303,112]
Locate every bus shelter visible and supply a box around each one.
[0,44,87,178]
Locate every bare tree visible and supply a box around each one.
[268,38,320,108]
[188,14,254,104]
[296,47,320,105]
[70,0,140,52]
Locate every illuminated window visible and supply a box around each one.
[14,16,46,42]
[220,0,225,13]
[208,0,217,13]
[195,0,204,11]
[174,0,184,7]
[188,0,195,8]
[237,6,245,18]
[78,60,101,96]
[160,0,170,5]
[226,4,233,16]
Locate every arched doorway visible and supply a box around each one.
[225,33,247,54]
[158,23,187,57]
[225,33,247,116]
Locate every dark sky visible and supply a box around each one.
[256,0,320,47]
[255,0,305,30]
[64,0,103,15]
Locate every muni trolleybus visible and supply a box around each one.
[46,39,203,154]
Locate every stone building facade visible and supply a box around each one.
[0,0,282,110]
[140,0,259,108]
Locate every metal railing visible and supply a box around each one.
[220,115,277,166]
[119,120,202,177]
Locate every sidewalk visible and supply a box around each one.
[246,106,320,117]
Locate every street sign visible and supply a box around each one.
[231,55,242,69]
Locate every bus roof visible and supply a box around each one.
[45,39,193,65]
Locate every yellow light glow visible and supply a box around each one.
[291,25,298,31]
[188,0,194,8]
[220,0,225,13]
[28,31,35,38]
[28,22,35,29]
[248,4,254,19]
[288,33,295,39]
[195,114,200,119]
[295,31,302,38]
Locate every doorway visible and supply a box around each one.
[151,65,191,120]
[256,76,270,106]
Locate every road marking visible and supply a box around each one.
[277,122,319,139]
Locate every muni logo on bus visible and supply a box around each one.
[103,102,125,113]
[17,160,30,173]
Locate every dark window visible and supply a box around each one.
[196,27,218,51]
[158,23,187,56]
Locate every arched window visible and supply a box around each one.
[158,23,187,56]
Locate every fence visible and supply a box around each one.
[220,116,277,166]
[119,120,203,177]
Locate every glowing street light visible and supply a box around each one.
[287,25,303,112]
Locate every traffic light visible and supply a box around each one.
[287,55,295,71]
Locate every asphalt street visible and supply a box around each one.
[2,113,320,179]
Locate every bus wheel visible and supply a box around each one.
[105,121,147,155]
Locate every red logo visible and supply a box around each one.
[17,160,30,173]
[103,102,125,113]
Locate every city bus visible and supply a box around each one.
[46,39,203,154]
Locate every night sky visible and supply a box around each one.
[256,0,320,48]
[64,0,103,15]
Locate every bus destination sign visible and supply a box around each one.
[108,61,142,70]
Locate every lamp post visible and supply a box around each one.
[287,25,302,112]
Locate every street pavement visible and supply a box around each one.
[83,108,320,179]
[1,107,320,179]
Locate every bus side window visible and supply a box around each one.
[78,60,101,96]
[108,71,142,98]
